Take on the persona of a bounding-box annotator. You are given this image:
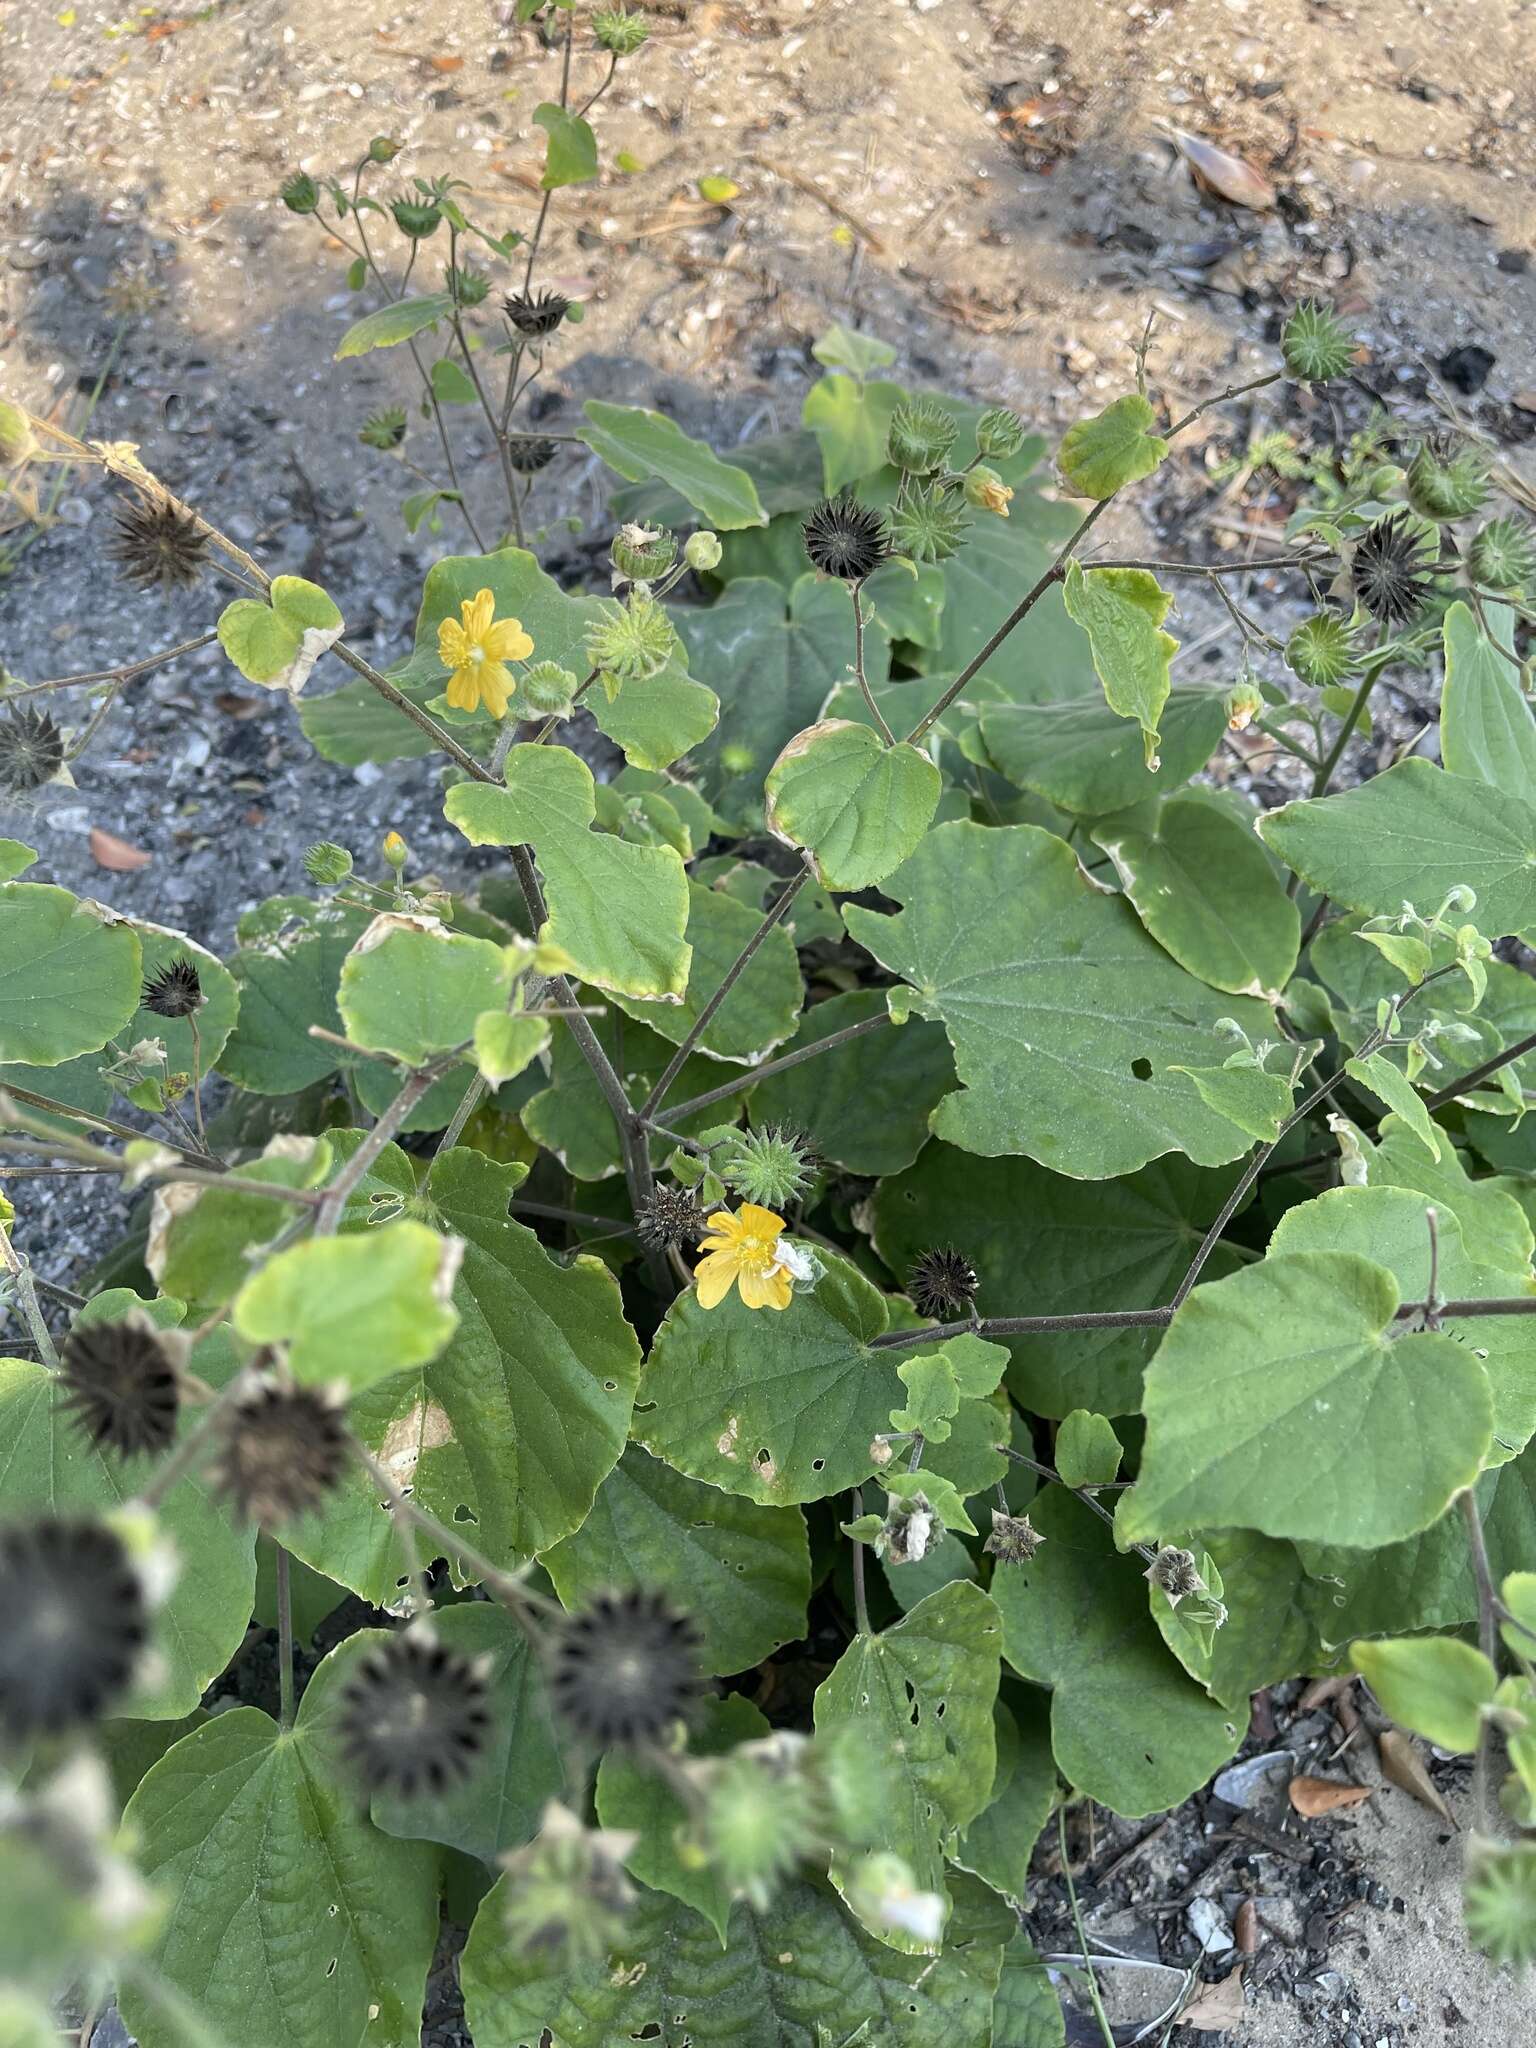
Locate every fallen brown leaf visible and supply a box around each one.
[1299,1674,1355,1712]
[1288,1775,1372,1817]
[430,54,464,72]
[1235,1899,1259,1956]
[214,692,262,719]
[1379,1728,1457,1827]
[1179,1965,1246,2031]
[89,827,152,873]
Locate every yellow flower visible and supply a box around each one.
[437,588,534,718]
[977,475,1013,517]
[694,1203,793,1312]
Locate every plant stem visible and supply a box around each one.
[905,364,1286,749]
[1310,648,1392,798]
[0,1083,221,1168]
[7,631,219,701]
[1424,1029,1536,1109]
[848,1486,872,1636]
[437,1075,487,1155]
[314,1068,435,1236]
[0,1218,59,1368]
[133,1361,264,1512]
[870,1306,1173,1350]
[347,1433,555,1630]
[511,1198,639,1235]
[1164,367,1284,437]
[869,1292,1536,1357]
[187,1014,209,1155]
[658,1012,892,1123]
[638,868,810,1121]
[275,1546,296,1728]
[1059,1805,1118,2048]
[1169,965,1462,1307]
[906,500,1109,744]
[850,581,896,744]
[1460,1486,1500,1669]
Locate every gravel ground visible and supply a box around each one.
[5,1,1536,2041]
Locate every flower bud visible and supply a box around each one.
[964,465,1013,518]
[390,200,442,241]
[368,136,403,164]
[684,529,723,573]
[1224,680,1264,732]
[281,172,321,215]
[520,660,579,718]
[610,522,677,585]
[382,830,409,871]
[887,397,959,476]
[975,405,1026,460]
[304,841,353,885]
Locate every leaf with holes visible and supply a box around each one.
[844,821,1272,1179]
[637,1249,909,1505]
[461,1871,1002,2048]
[814,1581,1002,1951]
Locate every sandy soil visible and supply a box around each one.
[3,1,1535,2040]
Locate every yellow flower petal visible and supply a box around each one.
[485,617,534,663]
[694,1249,741,1310]
[738,1262,792,1311]
[444,667,480,712]
[438,619,468,669]
[478,662,515,719]
[736,1203,786,1240]
[465,588,496,640]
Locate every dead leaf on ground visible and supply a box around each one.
[89,827,152,872]
[430,54,464,73]
[1299,1674,1356,1711]
[1288,1775,1372,1817]
[1167,127,1276,210]
[214,692,262,719]
[1235,1899,1259,1955]
[1379,1728,1458,1827]
[1179,1965,1246,2031]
